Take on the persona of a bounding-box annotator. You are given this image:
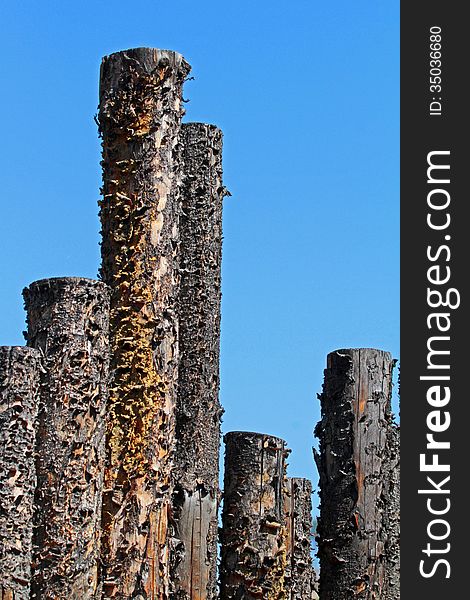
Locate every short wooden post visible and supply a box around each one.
[0,346,40,600]
[284,478,318,599]
[220,432,289,600]
[314,348,399,599]
[98,47,190,599]
[384,422,400,600]
[23,277,109,600]
[170,123,225,600]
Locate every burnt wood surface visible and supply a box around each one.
[220,432,289,600]
[170,123,225,600]
[284,478,318,599]
[383,422,400,600]
[23,277,109,600]
[98,47,190,599]
[0,346,40,600]
[314,348,399,600]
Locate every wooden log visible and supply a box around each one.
[0,346,40,600]
[284,478,318,600]
[23,277,109,600]
[170,123,225,600]
[220,432,289,600]
[314,348,399,600]
[383,423,400,600]
[98,47,191,599]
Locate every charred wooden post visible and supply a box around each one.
[220,432,289,600]
[0,346,40,600]
[98,48,190,599]
[284,478,318,599]
[384,423,400,600]
[314,348,399,600]
[23,277,109,600]
[170,123,224,600]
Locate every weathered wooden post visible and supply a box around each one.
[0,346,40,600]
[383,422,400,600]
[98,47,190,599]
[284,478,318,599]
[314,348,400,600]
[170,123,225,599]
[23,277,109,600]
[220,432,289,600]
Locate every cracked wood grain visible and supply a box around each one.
[0,346,40,600]
[314,348,399,600]
[23,277,109,600]
[98,47,190,599]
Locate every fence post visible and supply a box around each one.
[170,123,225,599]
[98,47,191,599]
[284,477,318,599]
[220,432,289,600]
[314,348,399,599]
[0,346,40,600]
[23,277,109,600]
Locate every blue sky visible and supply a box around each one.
[0,1,399,503]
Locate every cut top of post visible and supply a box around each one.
[99,47,191,98]
[328,347,393,361]
[224,430,287,443]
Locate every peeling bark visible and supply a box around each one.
[23,277,109,600]
[0,346,40,600]
[314,348,399,600]
[98,47,191,599]
[220,432,289,600]
[170,123,225,600]
[284,478,317,599]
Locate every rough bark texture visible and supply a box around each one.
[170,123,225,600]
[284,478,318,600]
[220,432,289,600]
[98,47,190,599]
[314,348,399,600]
[383,424,400,600]
[23,277,109,600]
[0,346,40,600]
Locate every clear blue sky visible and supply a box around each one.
[0,1,399,505]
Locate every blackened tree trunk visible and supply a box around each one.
[220,432,289,600]
[23,277,109,600]
[98,48,190,599]
[170,123,225,600]
[0,346,40,600]
[284,478,318,599]
[314,348,399,600]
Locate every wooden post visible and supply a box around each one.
[384,423,400,600]
[0,346,40,600]
[23,277,109,600]
[98,48,191,599]
[284,478,318,600]
[170,123,225,600]
[220,432,289,600]
[314,348,399,600]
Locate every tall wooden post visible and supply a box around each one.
[23,277,109,600]
[314,348,399,600]
[220,432,289,600]
[98,48,190,599]
[284,478,318,599]
[170,123,224,600]
[0,346,40,600]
